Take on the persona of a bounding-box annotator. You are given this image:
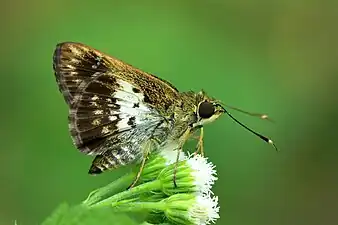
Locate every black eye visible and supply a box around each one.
[198,101,215,119]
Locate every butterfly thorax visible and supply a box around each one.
[161,91,200,144]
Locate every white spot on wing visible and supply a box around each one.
[116,118,132,130]
[66,64,75,69]
[106,157,116,165]
[91,95,99,101]
[109,115,117,121]
[113,79,150,112]
[115,90,138,104]
[94,110,103,115]
[102,126,110,134]
[91,102,98,107]
[107,79,163,133]
[92,72,101,77]
[115,79,145,102]
[92,119,101,125]
[71,58,80,63]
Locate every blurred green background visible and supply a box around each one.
[1,0,338,224]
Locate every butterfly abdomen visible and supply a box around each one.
[88,146,137,174]
[88,155,117,174]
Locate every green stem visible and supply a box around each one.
[112,201,166,213]
[82,172,135,206]
[91,179,162,208]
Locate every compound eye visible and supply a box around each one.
[198,101,215,119]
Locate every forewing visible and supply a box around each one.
[53,42,180,107]
[53,42,177,157]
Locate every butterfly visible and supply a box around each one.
[53,42,277,187]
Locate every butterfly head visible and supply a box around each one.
[191,90,278,151]
[192,90,225,128]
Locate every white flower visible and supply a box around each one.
[188,194,220,225]
[186,153,218,195]
[104,193,220,225]
[159,153,217,195]
[162,193,220,225]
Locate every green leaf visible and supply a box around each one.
[41,203,138,225]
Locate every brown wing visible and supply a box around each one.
[53,42,180,108]
[53,42,178,159]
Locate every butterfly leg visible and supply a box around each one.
[173,147,182,188]
[191,131,201,140]
[194,127,204,157]
[127,140,153,189]
[173,127,192,188]
[127,155,148,189]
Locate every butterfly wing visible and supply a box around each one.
[53,42,179,172]
[53,42,180,106]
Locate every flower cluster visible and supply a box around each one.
[83,148,220,225]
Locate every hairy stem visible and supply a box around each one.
[90,179,162,208]
[83,172,135,206]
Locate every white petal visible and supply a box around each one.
[189,194,220,225]
[187,154,218,195]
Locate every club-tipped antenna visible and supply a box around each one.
[222,104,274,122]
[218,105,278,151]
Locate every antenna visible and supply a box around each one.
[218,104,278,151]
[221,104,274,122]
